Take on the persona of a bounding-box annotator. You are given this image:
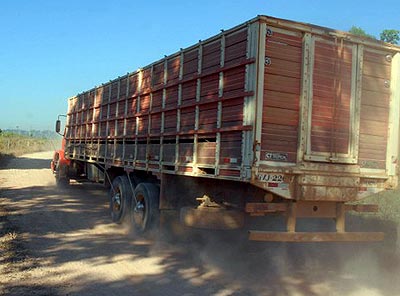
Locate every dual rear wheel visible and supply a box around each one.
[109,175,159,233]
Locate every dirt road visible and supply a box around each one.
[1,152,400,295]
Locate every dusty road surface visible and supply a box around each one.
[1,151,400,295]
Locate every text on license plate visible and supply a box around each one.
[257,173,284,183]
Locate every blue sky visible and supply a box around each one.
[1,0,399,130]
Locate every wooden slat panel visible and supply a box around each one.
[127,97,137,115]
[110,81,119,102]
[102,84,110,103]
[221,98,243,128]
[164,110,177,134]
[167,56,180,83]
[199,103,218,131]
[139,94,151,113]
[262,30,302,163]
[219,132,242,165]
[359,49,391,169]
[181,81,197,106]
[165,86,178,109]
[128,74,139,98]
[202,41,220,72]
[200,74,219,102]
[118,78,127,101]
[152,62,164,88]
[224,67,246,95]
[197,141,216,164]
[183,49,198,78]
[152,90,163,112]
[150,113,162,134]
[141,68,152,94]
[126,118,136,136]
[180,107,196,132]
[310,40,353,155]
[137,116,149,135]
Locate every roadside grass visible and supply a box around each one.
[0,133,58,166]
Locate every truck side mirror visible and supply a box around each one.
[55,120,61,133]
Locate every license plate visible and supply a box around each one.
[257,173,284,183]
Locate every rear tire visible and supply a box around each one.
[131,183,160,233]
[109,175,132,223]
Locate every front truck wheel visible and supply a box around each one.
[109,175,132,223]
[131,183,160,233]
[55,161,70,187]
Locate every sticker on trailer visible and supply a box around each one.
[265,152,288,161]
[257,173,284,183]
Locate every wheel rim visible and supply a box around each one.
[112,189,122,213]
[132,195,146,228]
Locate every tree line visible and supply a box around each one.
[349,26,399,44]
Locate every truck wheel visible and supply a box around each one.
[55,162,70,188]
[131,183,159,233]
[56,175,70,187]
[109,175,132,223]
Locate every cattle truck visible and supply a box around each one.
[52,15,400,242]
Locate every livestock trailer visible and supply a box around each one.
[52,15,400,242]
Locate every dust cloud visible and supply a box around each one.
[1,152,399,295]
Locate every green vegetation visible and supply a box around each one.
[0,132,56,164]
[348,26,376,39]
[380,29,400,45]
[349,26,400,44]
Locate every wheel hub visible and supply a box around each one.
[133,201,145,225]
[113,192,121,211]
